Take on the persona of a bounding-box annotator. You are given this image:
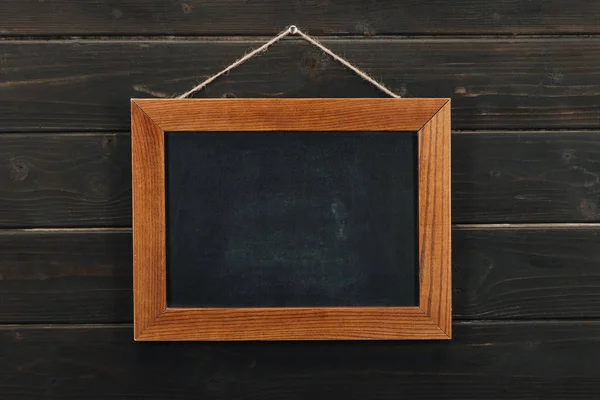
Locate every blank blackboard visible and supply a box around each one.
[165,131,418,308]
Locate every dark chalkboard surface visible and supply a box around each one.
[165,131,418,308]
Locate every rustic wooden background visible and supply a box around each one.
[1,1,600,398]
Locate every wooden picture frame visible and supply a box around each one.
[131,98,451,341]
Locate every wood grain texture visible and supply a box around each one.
[0,229,132,323]
[452,131,600,223]
[2,0,600,36]
[134,98,448,132]
[418,101,451,336]
[3,0,600,395]
[1,226,599,323]
[133,99,450,340]
[131,102,166,338]
[1,322,600,399]
[453,225,600,320]
[0,133,131,228]
[146,307,447,341]
[2,39,600,131]
[1,131,598,229]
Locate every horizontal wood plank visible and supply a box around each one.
[1,227,599,323]
[0,133,131,228]
[452,132,600,223]
[2,39,600,131]
[1,0,600,36]
[0,230,132,323]
[453,226,600,319]
[2,131,599,228]
[1,322,599,399]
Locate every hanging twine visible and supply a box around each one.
[177,25,401,99]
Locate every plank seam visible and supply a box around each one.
[4,34,600,41]
[2,223,600,233]
[3,320,600,329]
[0,129,598,135]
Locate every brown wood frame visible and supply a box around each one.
[131,98,451,341]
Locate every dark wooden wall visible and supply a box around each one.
[1,1,600,398]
